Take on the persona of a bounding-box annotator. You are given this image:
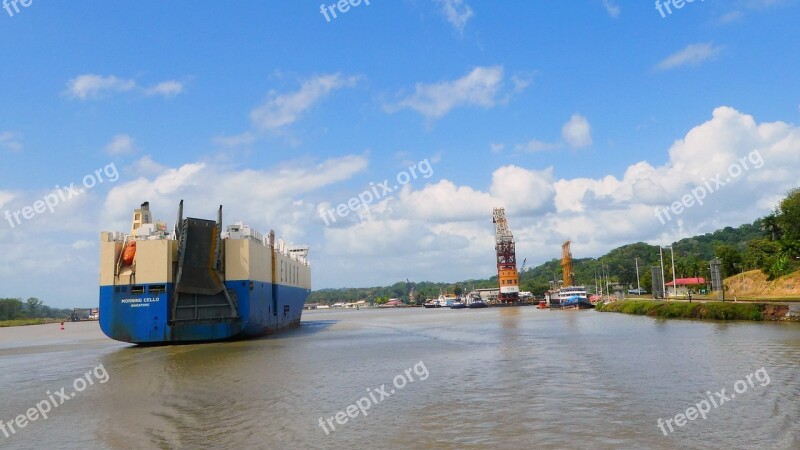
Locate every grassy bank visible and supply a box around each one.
[595,300,777,321]
[0,318,62,328]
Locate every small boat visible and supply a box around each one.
[537,300,547,309]
[450,302,467,309]
[467,300,488,309]
[559,295,595,310]
[423,300,440,308]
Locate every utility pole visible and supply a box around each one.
[595,268,599,297]
[670,245,677,299]
[635,257,641,293]
[660,247,666,300]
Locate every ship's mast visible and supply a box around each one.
[492,208,519,304]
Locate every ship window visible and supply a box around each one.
[149,285,166,294]
[131,285,145,294]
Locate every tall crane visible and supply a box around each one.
[561,240,575,287]
[492,208,519,303]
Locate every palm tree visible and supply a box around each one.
[761,213,781,241]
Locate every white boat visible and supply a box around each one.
[437,294,458,307]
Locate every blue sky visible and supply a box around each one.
[1,0,799,308]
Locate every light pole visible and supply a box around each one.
[635,257,641,294]
[660,247,667,300]
[670,245,677,299]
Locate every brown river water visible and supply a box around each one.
[0,307,798,449]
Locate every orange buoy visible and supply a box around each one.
[122,240,137,265]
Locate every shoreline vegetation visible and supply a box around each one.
[596,300,799,322]
[0,318,63,328]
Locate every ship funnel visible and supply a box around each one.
[131,201,153,234]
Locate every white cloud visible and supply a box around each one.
[130,155,167,175]
[436,0,474,33]
[213,132,256,147]
[511,73,534,93]
[65,74,186,100]
[562,114,592,148]
[250,73,359,130]
[5,107,799,304]
[490,166,556,214]
[490,143,505,153]
[718,11,744,23]
[71,240,94,250]
[314,107,800,289]
[392,66,504,119]
[602,0,621,18]
[103,154,369,232]
[0,191,14,209]
[104,134,136,155]
[655,43,723,71]
[64,74,137,100]
[145,80,185,98]
[0,131,22,151]
[516,139,560,153]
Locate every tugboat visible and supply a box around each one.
[423,299,440,308]
[450,300,467,309]
[467,299,488,309]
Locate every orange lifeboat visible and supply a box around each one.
[122,241,136,265]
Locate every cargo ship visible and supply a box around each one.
[99,201,311,344]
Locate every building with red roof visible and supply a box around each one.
[666,277,706,297]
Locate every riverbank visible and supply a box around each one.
[0,318,62,328]
[596,300,800,321]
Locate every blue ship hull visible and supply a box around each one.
[99,281,310,344]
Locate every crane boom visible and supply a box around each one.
[493,208,519,303]
[561,240,575,287]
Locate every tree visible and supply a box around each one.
[0,298,25,321]
[775,189,800,248]
[26,297,43,318]
[716,244,742,278]
[761,213,781,241]
[744,239,781,271]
